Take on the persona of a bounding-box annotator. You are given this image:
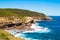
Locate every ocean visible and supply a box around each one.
[6,16,60,40]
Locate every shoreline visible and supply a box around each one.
[5,22,51,40]
[0,18,52,40]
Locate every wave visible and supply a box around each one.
[24,38,39,40]
[5,23,51,40]
[23,23,51,33]
[14,33,40,40]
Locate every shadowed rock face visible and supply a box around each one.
[0,16,52,30]
[1,20,34,30]
[29,20,34,23]
[2,24,16,27]
[2,23,22,27]
[15,23,23,26]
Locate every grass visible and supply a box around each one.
[0,29,24,40]
[0,8,46,21]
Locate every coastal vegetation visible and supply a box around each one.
[0,29,24,40]
[0,8,47,20]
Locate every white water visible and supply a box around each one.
[6,23,51,40]
[23,23,51,33]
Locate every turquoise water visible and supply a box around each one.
[20,16,60,40]
[6,16,60,40]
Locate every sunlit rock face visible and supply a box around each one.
[0,16,21,23]
[0,16,34,30]
[0,16,52,30]
[25,17,34,23]
[0,17,9,22]
[45,16,52,20]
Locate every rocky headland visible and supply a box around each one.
[0,8,52,40]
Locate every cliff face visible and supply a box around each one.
[0,8,52,29]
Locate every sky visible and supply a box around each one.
[0,0,60,16]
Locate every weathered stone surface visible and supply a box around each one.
[45,16,52,20]
[25,17,34,23]
[0,16,52,30]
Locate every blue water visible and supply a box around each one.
[22,16,60,40]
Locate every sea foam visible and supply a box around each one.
[23,23,51,33]
[6,23,51,40]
